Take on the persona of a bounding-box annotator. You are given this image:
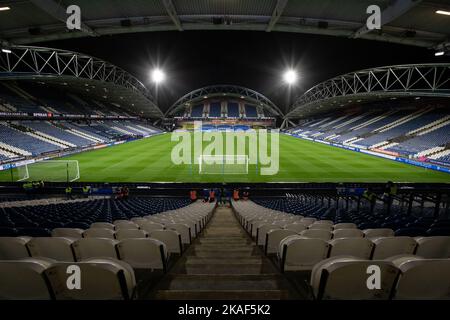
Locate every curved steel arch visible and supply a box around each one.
[286,63,450,119]
[166,84,283,117]
[0,45,163,118]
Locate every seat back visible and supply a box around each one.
[90,222,115,230]
[265,229,297,255]
[390,256,450,300]
[72,238,118,261]
[45,258,136,300]
[116,238,167,270]
[0,258,53,300]
[51,228,84,238]
[300,229,332,241]
[328,238,374,259]
[371,237,417,259]
[414,236,450,258]
[363,228,394,238]
[164,223,191,244]
[148,230,182,254]
[311,257,398,300]
[299,218,316,226]
[0,237,30,259]
[280,236,330,272]
[115,229,147,240]
[114,222,139,230]
[332,229,364,239]
[333,223,357,230]
[139,223,166,233]
[284,223,307,233]
[27,237,75,261]
[256,225,281,246]
[83,228,115,239]
[309,224,333,231]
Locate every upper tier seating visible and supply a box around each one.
[209,102,221,117]
[23,121,93,147]
[244,105,258,118]
[227,102,239,117]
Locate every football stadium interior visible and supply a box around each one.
[0,0,449,305]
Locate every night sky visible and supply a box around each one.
[39,30,448,113]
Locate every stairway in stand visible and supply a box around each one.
[152,205,300,299]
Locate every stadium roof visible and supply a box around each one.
[286,63,450,119]
[0,45,163,118]
[166,85,283,117]
[0,0,449,50]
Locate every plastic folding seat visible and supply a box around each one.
[27,237,75,261]
[114,222,139,230]
[279,236,330,272]
[257,225,282,246]
[310,256,398,300]
[299,218,316,226]
[0,237,30,259]
[265,229,298,255]
[333,223,357,230]
[72,238,119,261]
[313,220,334,225]
[0,258,54,300]
[45,258,136,300]
[300,229,332,241]
[148,230,182,255]
[328,238,374,259]
[51,228,84,238]
[115,229,147,240]
[371,236,417,259]
[90,222,115,230]
[165,223,192,245]
[309,224,333,231]
[388,255,450,299]
[139,222,165,233]
[332,228,364,239]
[113,220,130,225]
[284,223,307,233]
[116,238,167,271]
[363,228,394,238]
[83,228,115,239]
[414,236,450,258]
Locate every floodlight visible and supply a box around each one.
[435,51,445,56]
[151,68,166,84]
[0,7,10,11]
[283,69,298,85]
[436,10,450,16]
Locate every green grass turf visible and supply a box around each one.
[1,133,449,183]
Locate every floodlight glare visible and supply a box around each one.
[0,6,10,11]
[1,49,11,54]
[283,69,298,85]
[151,68,165,84]
[435,51,445,56]
[436,10,450,16]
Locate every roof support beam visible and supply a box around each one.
[351,0,423,38]
[29,0,98,36]
[266,0,289,32]
[162,0,183,31]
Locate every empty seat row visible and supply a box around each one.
[311,255,450,300]
[0,258,136,300]
[0,237,169,270]
[277,235,450,272]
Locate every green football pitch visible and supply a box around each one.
[1,133,449,183]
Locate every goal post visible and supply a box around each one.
[11,160,80,182]
[198,155,248,175]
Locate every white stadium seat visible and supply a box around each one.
[0,258,54,300]
[51,228,84,238]
[332,228,364,239]
[0,237,30,260]
[388,255,450,300]
[114,222,139,230]
[114,229,148,240]
[328,238,374,259]
[83,228,115,239]
[265,229,298,255]
[90,222,115,230]
[284,223,307,233]
[313,220,334,225]
[256,225,281,246]
[310,256,398,300]
[371,236,417,259]
[27,237,75,261]
[300,229,332,241]
[164,223,192,245]
[414,236,450,258]
[279,236,330,272]
[116,238,167,271]
[363,228,394,238]
[333,223,357,230]
[148,230,183,255]
[72,238,119,261]
[45,258,136,300]
[139,222,165,233]
[309,224,333,231]
[299,218,316,226]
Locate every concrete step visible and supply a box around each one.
[186,257,263,264]
[155,289,291,300]
[185,262,276,275]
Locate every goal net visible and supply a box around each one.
[13,160,80,182]
[198,155,248,175]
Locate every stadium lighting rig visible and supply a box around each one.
[436,10,450,16]
[283,69,298,85]
[0,6,10,11]
[151,68,166,84]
